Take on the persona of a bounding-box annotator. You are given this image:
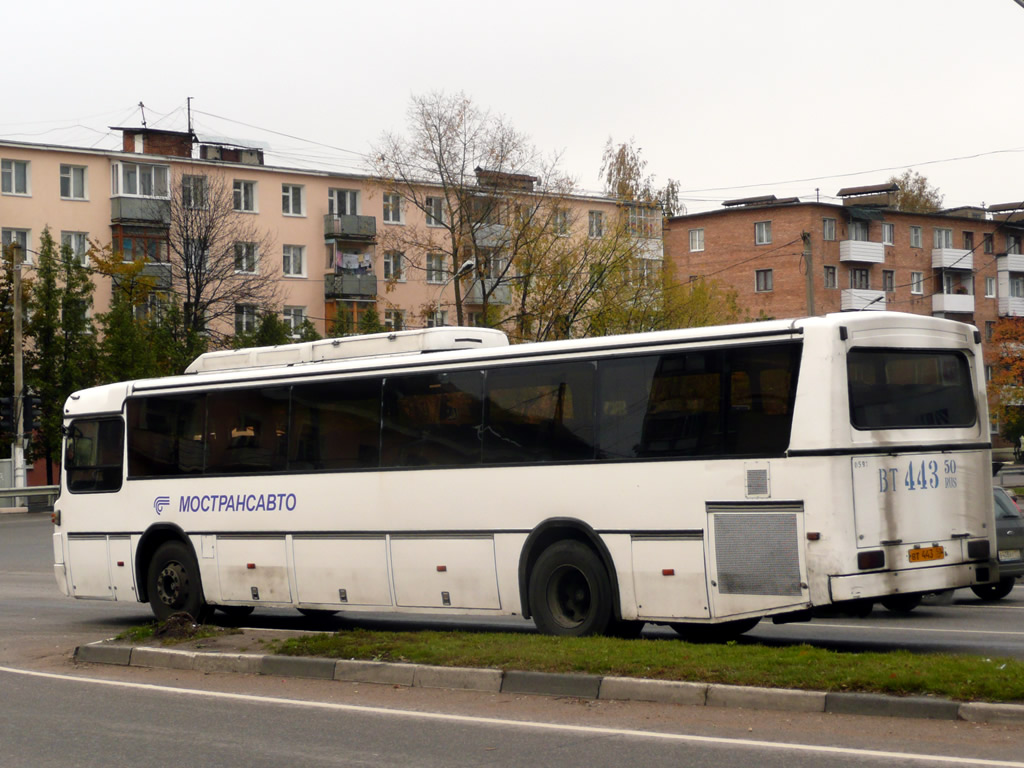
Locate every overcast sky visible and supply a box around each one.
[4,0,1023,213]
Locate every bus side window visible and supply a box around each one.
[66,418,125,493]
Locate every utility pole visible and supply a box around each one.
[802,232,815,316]
[10,241,25,490]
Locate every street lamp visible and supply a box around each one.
[432,258,475,326]
[7,240,25,490]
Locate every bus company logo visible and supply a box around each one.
[153,496,171,516]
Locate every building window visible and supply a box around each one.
[849,221,869,241]
[1008,235,1021,255]
[328,188,358,216]
[822,218,836,241]
[382,192,402,224]
[1,159,29,196]
[383,251,404,281]
[589,211,604,238]
[850,268,870,290]
[755,268,773,292]
[282,306,306,338]
[984,233,994,254]
[426,253,446,284]
[384,310,405,331]
[689,228,704,252]
[61,231,89,266]
[282,244,305,277]
[824,265,837,289]
[986,321,996,342]
[234,242,258,274]
[553,209,570,235]
[111,162,168,198]
[934,228,954,249]
[754,221,772,245]
[1,229,30,264]
[234,304,257,334]
[627,206,659,238]
[1011,277,1024,298]
[986,276,996,298]
[425,196,444,226]
[986,364,994,382]
[60,164,87,200]
[909,226,922,248]
[963,231,974,250]
[282,184,305,216]
[882,269,895,292]
[910,271,924,295]
[233,180,256,212]
[426,309,448,328]
[182,175,207,209]
[882,223,894,245]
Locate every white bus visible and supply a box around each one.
[52,312,997,639]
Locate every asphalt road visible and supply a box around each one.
[3,513,1024,767]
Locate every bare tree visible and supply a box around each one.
[158,167,281,345]
[372,91,569,326]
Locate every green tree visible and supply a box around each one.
[92,244,160,383]
[26,228,98,482]
[149,301,209,377]
[232,311,293,349]
[889,170,944,213]
[357,307,385,335]
[0,243,32,454]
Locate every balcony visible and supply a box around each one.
[465,278,512,305]
[110,197,171,225]
[324,214,376,241]
[112,261,172,291]
[324,272,377,299]
[841,289,886,311]
[474,223,507,248]
[932,248,973,270]
[1000,296,1024,317]
[931,292,975,314]
[839,240,885,263]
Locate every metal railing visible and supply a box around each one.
[0,485,59,513]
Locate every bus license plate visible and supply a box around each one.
[909,546,944,563]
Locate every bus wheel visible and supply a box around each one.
[147,541,210,623]
[880,594,922,613]
[971,578,1016,601]
[529,541,612,636]
[670,617,760,643]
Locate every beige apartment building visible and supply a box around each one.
[1,127,659,339]
[664,184,1024,437]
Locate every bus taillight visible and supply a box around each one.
[857,550,885,570]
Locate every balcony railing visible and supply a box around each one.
[932,292,975,314]
[932,248,973,270]
[324,272,377,299]
[465,278,512,305]
[999,296,1024,317]
[839,240,885,263]
[323,214,376,241]
[841,288,885,311]
[110,197,171,225]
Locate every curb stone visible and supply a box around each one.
[73,643,1024,725]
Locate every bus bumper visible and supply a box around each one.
[829,561,990,602]
[53,563,69,596]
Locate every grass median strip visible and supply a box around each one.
[266,629,1024,703]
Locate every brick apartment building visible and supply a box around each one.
[664,183,1024,437]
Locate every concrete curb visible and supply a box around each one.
[75,643,1024,724]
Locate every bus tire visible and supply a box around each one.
[971,578,1015,601]
[529,540,612,636]
[670,617,760,643]
[880,594,922,613]
[146,541,210,623]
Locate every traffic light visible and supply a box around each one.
[23,395,41,434]
[0,397,12,435]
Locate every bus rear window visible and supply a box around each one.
[847,349,976,429]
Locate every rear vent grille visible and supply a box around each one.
[746,469,769,497]
[712,510,802,596]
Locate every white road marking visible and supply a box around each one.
[778,622,1024,637]
[1,665,1021,767]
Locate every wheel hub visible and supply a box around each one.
[156,561,185,607]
